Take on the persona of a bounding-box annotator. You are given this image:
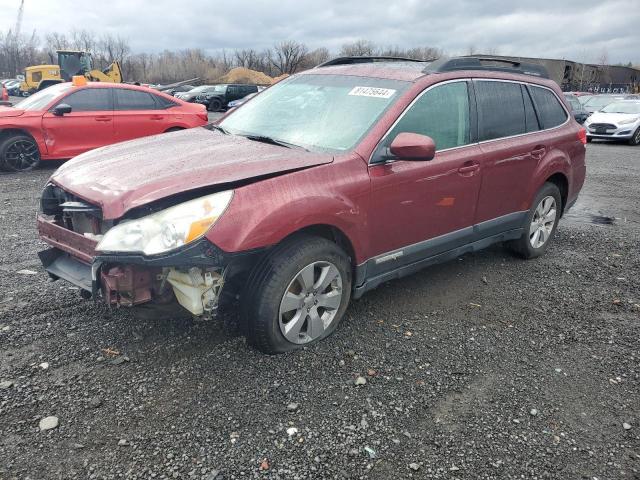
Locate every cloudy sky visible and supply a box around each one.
[1,0,639,65]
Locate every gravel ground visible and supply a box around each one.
[0,142,639,479]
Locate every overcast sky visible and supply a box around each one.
[1,0,638,65]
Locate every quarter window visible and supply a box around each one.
[115,89,158,110]
[530,86,568,129]
[385,81,471,152]
[475,81,526,140]
[58,88,112,111]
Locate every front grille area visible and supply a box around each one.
[40,183,106,236]
[590,123,616,130]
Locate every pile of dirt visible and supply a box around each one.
[218,67,273,85]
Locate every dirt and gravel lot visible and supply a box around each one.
[0,141,638,479]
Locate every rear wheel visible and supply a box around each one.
[508,182,561,259]
[0,134,41,172]
[208,98,222,112]
[242,234,352,354]
[628,127,640,146]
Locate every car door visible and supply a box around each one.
[41,87,114,158]
[226,85,243,104]
[113,88,167,143]
[367,80,483,275]
[473,80,542,227]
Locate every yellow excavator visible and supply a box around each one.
[19,50,122,95]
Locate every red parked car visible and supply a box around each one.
[0,80,208,171]
[37,57,586,353]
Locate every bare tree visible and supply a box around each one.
[340,39,378,57]
[269,40,308,74]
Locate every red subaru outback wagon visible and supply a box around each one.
[37,57,586,353]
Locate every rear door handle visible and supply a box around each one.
[95,116,111,122]
[531,146,546,159]
[150,115,164,120]
[458,163,479,174]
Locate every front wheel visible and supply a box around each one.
[242,235,352,354]
[628,127,640,146]
[0,134,41,172]
[508,182,562,259]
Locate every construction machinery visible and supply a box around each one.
[19,50,122,95]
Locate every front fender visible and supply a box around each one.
[208,158,370,263]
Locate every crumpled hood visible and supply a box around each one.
[587,111,640,125]
[51,127,333,219]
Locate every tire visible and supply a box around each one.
[628,127,640,146]
[0,134,41,172]
[164,127,184,133]
[586,137,592,143]
[508,182,562,259]
[208,98,222,112]
[241,234,352,354]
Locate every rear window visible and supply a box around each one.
[115,89,158,110]
[530,86,568,129]
[475,81,527,141]
[58,88,112,111]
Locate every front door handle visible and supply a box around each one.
[150,115,164,120]
[95,116,111,122]
[531,146,547,159]
[458,163,479,175]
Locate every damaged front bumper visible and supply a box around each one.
[37,214,235,316]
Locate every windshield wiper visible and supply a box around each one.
[209,124,229,135]
[243,135,304,150]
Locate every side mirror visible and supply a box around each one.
[389,132,436,161]
[52,104,72,116]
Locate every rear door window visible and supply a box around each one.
[529,86,568,129]
[58,88,112,111]
[153,94,178,108]
[522,85,540,132]
[114,89,159,110]
[384,81,471,151]
[475,81,526,141]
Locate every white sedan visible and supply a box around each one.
[584,101,640,145]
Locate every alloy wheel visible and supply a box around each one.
[4,139,40,171]
[278,261,343,344]
[529,195,557,249]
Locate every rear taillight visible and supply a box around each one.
[577,128,587,145]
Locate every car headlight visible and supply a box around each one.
[618,117,639,125]
[96,190,233,255]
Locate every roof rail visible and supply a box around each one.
[423,57,550,78]
[316,56,426,68]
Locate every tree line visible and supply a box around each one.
[0,28,446,83]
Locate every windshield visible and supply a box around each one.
[584,96,623,108]
[601,102,640,114]
[13,83,72,111]
[220,74,409,152]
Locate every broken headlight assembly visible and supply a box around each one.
[96,190,233,255]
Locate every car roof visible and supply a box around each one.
[301,59,559,89]
[301,62,428,82]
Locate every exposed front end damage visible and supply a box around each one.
[36,184,247,318]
